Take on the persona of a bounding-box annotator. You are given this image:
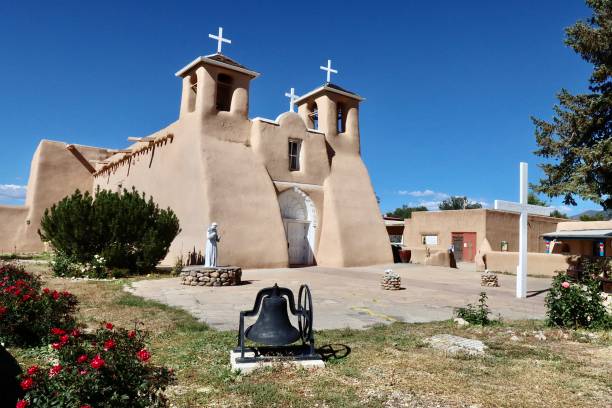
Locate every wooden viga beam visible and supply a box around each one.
[65,144,96,174]
[127,136,155,143]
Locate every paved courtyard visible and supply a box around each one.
[126,263,552,330]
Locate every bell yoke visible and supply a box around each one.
[236,283,318,362]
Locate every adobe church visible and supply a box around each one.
[0,28,392,268]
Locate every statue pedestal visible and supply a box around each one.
[180,265,242,286]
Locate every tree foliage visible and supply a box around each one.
[532,0,612,209]
[528,191,548,206]
[550,209,569,219]
[39,189,181,274]
[438,196,482,210]
[386,205,428,219]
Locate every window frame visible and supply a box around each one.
[288,139,302,172]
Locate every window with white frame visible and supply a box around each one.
[288,140,301,171]
[421,234,438,245]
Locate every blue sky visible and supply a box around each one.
[0,1,599,215]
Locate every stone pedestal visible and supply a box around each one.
[180,265,242,287]
[480,271,499,287]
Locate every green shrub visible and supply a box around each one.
[17,322,175,408]
[455,292,492,326]
[0,263,78,346]
[545,272,611,329]
[39,188,181,275]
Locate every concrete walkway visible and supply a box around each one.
[126,263,551,330]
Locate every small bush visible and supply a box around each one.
[17,322,175,408]
[455,292,492,326]
[0,263,78,346]
[39,188,181,275]
[545,272,611,329]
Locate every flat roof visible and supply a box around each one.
[542,229,612,240]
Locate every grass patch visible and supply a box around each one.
[7,268,612,408]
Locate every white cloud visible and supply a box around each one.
[0,184,27,200]
[397,189,450,199]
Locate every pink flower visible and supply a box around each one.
[26,365,38,376]
[59,334,70,344]
[128,330,136,339]
[136,348,151,362]
[51,327,65,336]
[90,354,105,370]
[16,400,29,408]
[80,405,92,408]
[79,369,88,375]
[77,354,88,364]
[49,364,62,377]
[561,281,570,289]
[20,377,34,391]
[71,328,81,337]
[51,342,62,350]
[103,339,116,351]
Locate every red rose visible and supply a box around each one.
[60,334,70,344]
[51,328,65,336]
[51,343,62,350]
[43,287,50,294]
[52,290,60,300]
[49,364,62,377]
[21,294,32,302]
[90,355,105,369]
[105,322,114,330]
[20,377,34,391]
[136,349,151,362]
[128,330,136,339]
[77,354,88,364]
[80,405,92,408]
[16,400,28,408]
[103,339,116,351]
[26,365,38,376]
[71,328,81,337]
[0,306,7,315]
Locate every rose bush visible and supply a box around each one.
[16,322,174,408]
[0,263,78,346]
[545,272,612,329]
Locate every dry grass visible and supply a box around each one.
[9,265,612,408]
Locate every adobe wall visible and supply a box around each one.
[484,252,570,277]
[403,209,488,252]
[0,206,28,253]
[484,210,561,253]
[403,210,563,263]
[0,140,110,253]
[309,93,392,266]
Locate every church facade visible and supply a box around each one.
[0,50,392,268]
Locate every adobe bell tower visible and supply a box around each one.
[174,27,260,119]
[294,59,363,155]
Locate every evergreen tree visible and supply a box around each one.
[532,0,612,209]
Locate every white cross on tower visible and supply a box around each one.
[320,59,338,83]
[208,27,231,54]
[284,87,300,112]
[494,162,552,298]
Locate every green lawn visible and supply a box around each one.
[9,267,612,408]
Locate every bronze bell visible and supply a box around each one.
[245,284,301,346]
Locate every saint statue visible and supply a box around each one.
[205,222,220,267]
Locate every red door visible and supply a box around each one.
[462,232,477,262]
[452,232,477,262]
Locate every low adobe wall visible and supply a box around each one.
[0,206,28,253]
[483,252,570,277]
[407,247,450,267]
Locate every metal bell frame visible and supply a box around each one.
[235,283,318,363]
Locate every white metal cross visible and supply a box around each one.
[320,59,338,83]
[494,162,552,299]
[284,87,300,112]
[209,27,231,54]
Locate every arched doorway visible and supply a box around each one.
[278,187,317,266]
